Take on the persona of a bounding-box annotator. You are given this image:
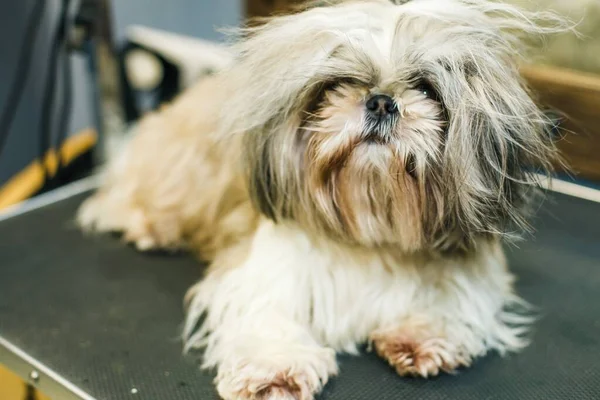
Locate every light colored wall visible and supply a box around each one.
[111,0,241,43]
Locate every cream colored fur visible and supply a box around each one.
[78,1,566,399]
[79,76,256,259]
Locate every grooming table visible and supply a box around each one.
[1,179,599,400]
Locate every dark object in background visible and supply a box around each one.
[0,0,77,194]
[118,42,181,123]
[246,0,304,17]
[0,1,48,164]
[0,0,115,208]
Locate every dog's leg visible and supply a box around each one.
[211,333,337,400]
[370,242,531,378]
[370,316,472,377]
[77,186,184,251]
[370,307,530,378]
[77,190,185,252]
[186,285,338,400]
[77,74,241,253]
[184,223,338,400]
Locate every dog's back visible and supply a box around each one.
[78,74,257,259]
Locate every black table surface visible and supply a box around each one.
[0,190,599,400]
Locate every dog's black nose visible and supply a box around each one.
[365,94,398,117]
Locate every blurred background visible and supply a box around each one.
[0,0,240,211]
[0,0,598,214]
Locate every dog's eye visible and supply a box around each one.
[415,82,437,100]
[334,77,362,88]
[321,77,358,94]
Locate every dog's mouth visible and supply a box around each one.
[357,139,418,180]
[357,135,417,179]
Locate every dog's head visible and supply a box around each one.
[223,0,566,252]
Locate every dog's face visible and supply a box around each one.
[301,71,445,251]
[225,0,562,252]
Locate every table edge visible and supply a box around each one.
[0,336,97,400]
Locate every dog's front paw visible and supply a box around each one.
[215,347,337,400]
[77,193,184,252]
[370,323,471,378]
[220,370,310,400]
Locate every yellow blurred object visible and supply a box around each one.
[0,128,97,210]
[0,363,51,400]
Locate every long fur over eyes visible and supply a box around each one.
[219,0,568,252]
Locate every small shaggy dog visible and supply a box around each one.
[78,1,566,398]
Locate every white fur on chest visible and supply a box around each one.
[185,220,517,359]
[238,221,417,353]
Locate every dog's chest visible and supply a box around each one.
[248,221,418,352]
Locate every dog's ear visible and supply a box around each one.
[219,1,390,137]
[244,118,312,222]
[438,59,557,243]
[223,3,382,221]
[219,18,340,137]
[246,132,280,221]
